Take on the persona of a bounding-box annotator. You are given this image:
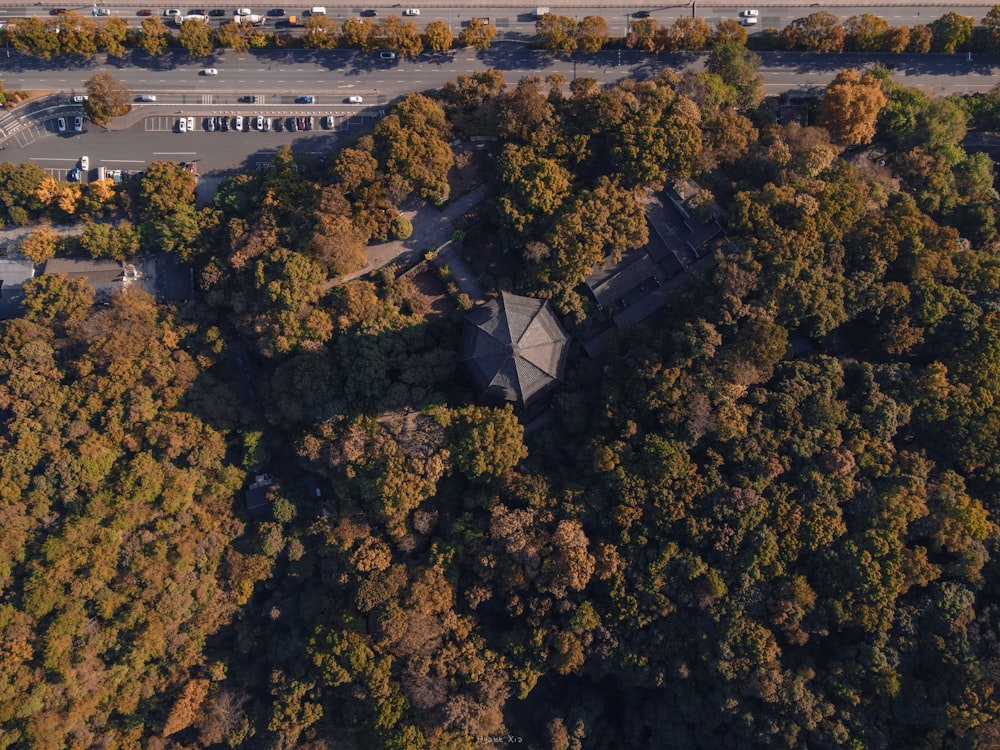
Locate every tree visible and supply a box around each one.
[819,69,887,146]
[930,11,973,53]
[84,72,132,126]
[7,18,61,59]
[20,226,60,263]
[536,15,577,54]
[577,16,609,52]
[706,42,763,110]
[459,18,497,51]
[440,404,528,480]
[302,14,338,49]
[139,160,197,220]
[713,18,748,45]
[178,17,213,57]
[423,20,453,52]
[781,11,845,52]
[907,23,932,53]
[844,13,889,51]
[139,16,169,55]
[96,17,129,57]
[341,17,375,50]
[374,15,423,57]
[57,13,98,58]
[983,5,1000,53]
[215,20,256,52]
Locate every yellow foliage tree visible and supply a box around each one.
[819,68,887,146]
[163,678,210,736]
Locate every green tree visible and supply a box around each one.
[139,160,197,220]
[341,17,374,50]
[439,404,528,480]
[844,13,889,51]
[930,11,973,53]
[576,16,609,52]
[374,15,423,57]
[57,13,98,58]
[781,11,845,52]
[536,14,577,53]
[215,20,255,52]
[706,42,763,110]
[84,72,132,126]
[7,18,61,59]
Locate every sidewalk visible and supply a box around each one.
[335,182,490,285]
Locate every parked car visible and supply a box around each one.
[297,116,306,130]
[323,115,334,128]
[221,116,229,131]
[347,95,363,103]
[178,117,187,132]
[68,167,80,182]
[205,117,215,131]
[273,117,283,131]
[379,50,396,59]
[137,8,154,14]
[360,9,377,16]
[263,117,271,131]
[305,116,313,130]
[72,94,88,102]
[235,115,244,131]
[255,115,264,130]
[74,115,83,132]
[739,9,759,17]
[80,155,89,171]
[186,116,195,131]
[208,8,226,15]
[57,117,66,132]
[164,8,181,15]
[295,95,315,104]
[202,67,218,75]
[287,116,298,131]
[267,7,284,15]
[402,8,419,15]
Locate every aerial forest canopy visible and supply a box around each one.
[5,58,1000,749]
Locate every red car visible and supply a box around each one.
[50,7,67,14]
[137,8,154,15]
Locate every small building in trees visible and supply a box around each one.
[244,473,274,520]
[459,291,570,407]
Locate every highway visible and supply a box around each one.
[1,45,999,182]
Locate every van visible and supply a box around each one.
[309,6,325,14]
[139,94,157,102]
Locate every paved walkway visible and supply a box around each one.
[335,182,490,285]
[432,239,486,302]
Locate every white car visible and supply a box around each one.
[179,117,187,132]
[255,115,264,130]
[402,8,419,15]
[57,117,66,132]
[74,115,83,132]
[164,8,180,15]
[72,94,88,102]
[348,95,363,104]
[324,115,334,128]
[262,116,271,131]
[740,16,758,25]
[739,9,759,17]
[203,67,218,75]
[235,115,244,131]
[95,7,111,14]
[235,7,252,14]
[186,116,194,131]
[80,155,89,171]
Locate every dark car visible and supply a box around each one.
[208,8,226,15]
[189,8,205,14]
[220,116,229,131]
[273,117,283,131]
[632,10,650,18]
[294,95,315,104]
[138,8,154,14]
[50,8,67,14]
[267,8,284,15]
[305,116,313,130]
[287,117,298,131]
[360,9,377,16]
[238,95,258,103]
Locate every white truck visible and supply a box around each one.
[175,13,207,25]
[533,6,550,17]
[233,13,265,25]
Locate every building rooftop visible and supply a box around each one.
[459,292,571,407]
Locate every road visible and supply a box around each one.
[0,4,993,38]
[1,45,999,180]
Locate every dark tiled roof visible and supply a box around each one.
[460,292,570,407]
